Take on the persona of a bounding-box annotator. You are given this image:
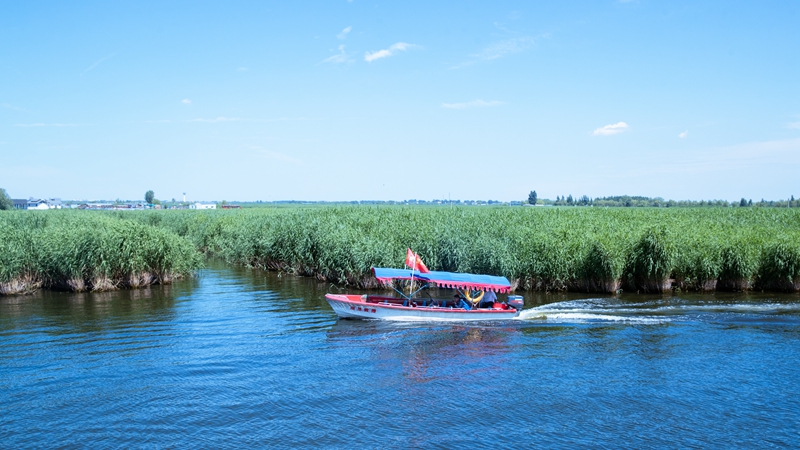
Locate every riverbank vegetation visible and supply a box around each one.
[2,207,799,296]
[127,206,800,294]
[0,212,202,295]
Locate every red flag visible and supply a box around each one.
[405,248,430,273]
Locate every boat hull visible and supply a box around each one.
[325,294,520,321]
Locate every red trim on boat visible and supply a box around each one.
[325,294,517,314]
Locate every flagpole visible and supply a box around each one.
[409,250,416,299]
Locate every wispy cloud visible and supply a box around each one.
[441,99,505,109]
[182,99,192,104]
[789,121,800,130]
[0,165,63,178]
[321,45,350,64]
[236,67,248,72]
[593,122,629,136]
[13,123,88,127]
[364,42,415,62]
[146,117,308,124]
[2,103,28,112]
[679,130,689,138]
[656,138,800,174]
[337,26,352,40]
[250,146,302,164]
[190,117,242,123]
[474,36,535,60]
[81,53,115,75]
[451,36,537,69]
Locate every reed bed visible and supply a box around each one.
[126,206,800,294]
[0,211,202,295]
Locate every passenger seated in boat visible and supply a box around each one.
[479,290,497,309]
[453,294,471,310]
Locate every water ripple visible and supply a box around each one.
[2,265,800,447]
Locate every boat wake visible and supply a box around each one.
[516,308,669,324]
[514,297,800,324]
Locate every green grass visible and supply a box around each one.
[126,206,800,293]
[0,211,202,294]
[3,206,799,295]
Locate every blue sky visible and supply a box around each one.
[1,1,798,202]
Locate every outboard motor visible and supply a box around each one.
[507,295,524,311]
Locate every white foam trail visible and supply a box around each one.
[513,297,800,324]
[515,308,669,324]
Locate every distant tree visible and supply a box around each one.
[748,199,752,206]
[528,190,538,205]
[623,196,633,207]
[566,195,574,205]
[0,188,13,210]
[740,198,747,207]
[145,190,155,204]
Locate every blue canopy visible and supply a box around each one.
[372,267,511,293]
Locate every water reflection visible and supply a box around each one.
[0,284,180,334]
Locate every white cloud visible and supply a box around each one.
[190,117,242,123]
[337,26,352,40]
[80,53,115,75]
[250,146,302,164]
[364,42,414,62]
[236,67,248,72]
[182,99,192,104]
[679,130,689,138]
[147,117,308,124]
[1,103,28,112]
[13,123,86,127]
[593,122,629,136]
[441,99,505,109]
[321,45,349,64]
[451,35,538,69]
[654,138,800,174]
[472,36,535,61]
[789,121,800,130]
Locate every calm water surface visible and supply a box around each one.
[2,261,800,448]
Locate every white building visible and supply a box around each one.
[190,203,216,210]
[26,198,62,210]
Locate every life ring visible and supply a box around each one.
[463,289,484,306]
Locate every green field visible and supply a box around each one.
[2,206,799,295]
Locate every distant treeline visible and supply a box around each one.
[543,195,799,208]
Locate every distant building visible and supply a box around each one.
[220,204,242,209]
[26,198,62,210]
[190,203,216,210]
[12,199,27,210]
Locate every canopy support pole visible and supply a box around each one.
[390,282,429,300]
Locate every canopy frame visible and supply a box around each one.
[372,267,511,294]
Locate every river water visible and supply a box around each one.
[2,262,799,448]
